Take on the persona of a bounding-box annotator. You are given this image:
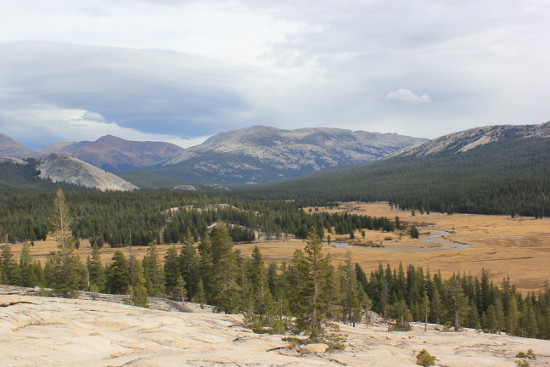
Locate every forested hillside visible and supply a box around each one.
[241,137,550,217]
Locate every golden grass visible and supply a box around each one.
[7,202,550,293]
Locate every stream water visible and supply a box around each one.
[420,229,470,250]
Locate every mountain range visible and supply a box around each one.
[145,126,426,184]
[246,121,549,217]
[0,122,547,201]
[0,126,426,188]
[39,134,184,171]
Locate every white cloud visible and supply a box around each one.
[81,111,106,122]
[384,89,432,105]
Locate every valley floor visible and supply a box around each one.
[6,202,550,293]
[1,291,549,367]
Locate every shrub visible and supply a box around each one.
[516,349,536,360]
[416,349,436,366]
[389,321,412,331]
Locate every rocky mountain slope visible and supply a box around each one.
[394,121,550,157]
[40,134,184,171]
[0,133,41,159]
[146,126,426,184]
[37,153,138,191]
[1,292,548,367]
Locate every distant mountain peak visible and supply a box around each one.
[394,121,550,158]
[159,126,427,184]
[0,133,42,159]
[40,134,185,171]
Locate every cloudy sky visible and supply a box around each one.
[1,0,549,149]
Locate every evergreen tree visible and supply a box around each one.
[142,243,164,297]
[297,226,332,337]
[1,244,19,285]
[521,299,538,338]
[442,277,469,331]
[47,188,84,298]
[193,278,206,308]
[164,246,180,299]
[210,222,241,313]
[86,245,105,292]
[179,240,198,299]
[422,290,430,332]
[197,235,214,302]
[106,250,130,294]
[506,294,521,335]
[409,226,420,239]
[484,305,498,333]
[339,254,366,326]
[129,260,148,307]
[174,275,187,303]
[18,242,36,287]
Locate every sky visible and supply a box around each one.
[0,0,549,149]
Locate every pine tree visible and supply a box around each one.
[179,240,198,299]
[174,275,187,303]
[197,236,214,303]
[298,226,332,338]
[47,188,84,298]
[484,305,498,333]
[210,222,241,313]
[129,260,148,307]
[430,284,443,325]
[164,246,180,299]
[521,299,538,338]
[339,254,365,326]
[247,246,275,318]
[86,245,105,292]
[423,290,430,332]
[506,293,521,335]
[442,277,469,331]
[409,226,420,239]
[106,250,130,294]
[1,244,19,285]
[193,278,206,308]
[142,243,164,297]
[19,242,36,287]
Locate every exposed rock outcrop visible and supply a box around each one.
[38,153,138,191]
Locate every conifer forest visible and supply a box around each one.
[1,188,549,342]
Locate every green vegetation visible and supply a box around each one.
[0,188,398,247]
[516,349,536,360]
[416,349,436,366]
[0,185,549,343]
[3,220,550,341]
[239,138,550,217]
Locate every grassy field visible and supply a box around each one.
[8,202,550,293]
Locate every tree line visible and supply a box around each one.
[1,226,547,340]
[0,190,398,246]
[0,190,547,341]
[1,188,547,341]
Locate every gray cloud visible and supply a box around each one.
[0,42,254,140]
[0,0,549,147]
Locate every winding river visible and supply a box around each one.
[420,229,470,251]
